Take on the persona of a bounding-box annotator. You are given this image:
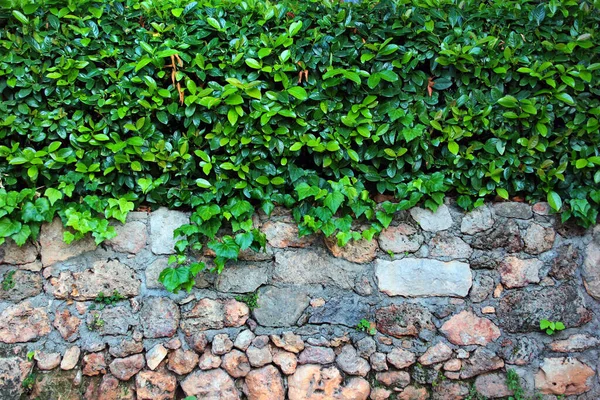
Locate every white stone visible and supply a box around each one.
[409,205,453,232]
[375,258,472,297]
[461,206,494,234]
[149,207,190,255]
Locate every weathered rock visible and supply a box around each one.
[253,286,308,327]
[91,305,138,336]
[356,337,376,358]
[212,333,234,355]
[146,344,168,370]
[197,350,220,371]
[369,352,388,371]
[184,332,208,353]
[234,329,255,351]
[31,369,82,400]
[136,370,177,400]
[429,233,473,259]
[493,202,532,219]
[470,251,501,269]
[550,244,580,279]
[272,348,297,375]
[288,365,369,400]
[370,387,392,400]
[83,353,107,376]
[145,257,169,289]
[0,301,51,343]
[378,224,424,253]
[180,369,240,399]
[182,298,249,332]
[54,309,81,342]
[431,381,470,400]
[460,206,494,234]
[93,373,135,400]
[418,342,452,365]
[549,334,600,352]
[107,338,143,358]
[440,310,500,346]
[47,260,140,300]
[106,220,147,254]
[243,365,285,400]
[583,241,600,300]
[166,349,198,375]
[261,221,316,248]
[386,348,416,369]
[40,218,96,266]
[0,356,33,399]
[149,207,190,255]
[497,284,592,332]
[336,345,370,376]
[273,249,367,289]
[535,357,595,395]
[298,346,335,365]
[444,359,461,372]
[270,332,305,353]
[324,236,378,263]
[141,297,179,338]
[34,352,61,370]
[460,347,504,379]
[498,256,541,288]
[523,223,555,254]
[0,270,42,301]
[308,295,370,327]
[215,263,269,293]
[471,220,523,252]
[376,371,411,388]
[498,336,540,366]
[109,354,144,381]
[251,335,270,348]
[409,205,453,232]
[475,373,513,398]
[0,238,38,265]
[398,386,428,400]
[222,350,251,377]
[376,303,435,338]
[247,345,272,367]
[470,270,496,303]
[61,346,81,370]
[375,258,472,297]
[533,202,551,215]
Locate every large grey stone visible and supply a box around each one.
[409,204,453,232]
[493,202,532,219]
[375,258,472,297]
[308,296,370,327]
[582,241,600,300]
[253,286,309,327]
[429,232,473,259]
[273,249,368,289]
[0,239,38,265]
[0,357,32,398]
[215,263,268,293]
[0,270,42,301]
[376,303,435,338]
[497,284,592,333]
[461,206,494,234]
[40,218,96,266]
[141,297,180,338]
[378,223,423,254]
[471,219,523,252]
[106,220,148,254]
[149,207,190,255]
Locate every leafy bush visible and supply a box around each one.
[1,0,599,291]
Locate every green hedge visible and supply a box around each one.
[1,0,599,291]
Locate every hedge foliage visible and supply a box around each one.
[1,0,599,291]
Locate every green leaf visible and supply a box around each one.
[245,58,261,69]
[159,267,192,293]
[497,95,519,108]
[547,191,562,211]
[172,8,184,17]
[496,188,509,200]
[12,10,29,24]
[448,141,459,155]
[555,93,575,106]
[229,200,253,218]
[0,218,22,238]
[554,321,565,331]
[235,232,253,250]
[208,237,240,259]
[288,21,302,36]
[44,188,63,206]
[206,17,221,30]
[324,192,344,213]
[288,86,308,101]
[575,159,588,169]
[539,319,551,330]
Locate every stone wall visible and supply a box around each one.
[0,200,599,400]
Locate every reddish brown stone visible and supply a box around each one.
[398,386,428,400]
[136,370,177,400]
[34,352,61,370]
[418,342,452,366]
[376,371,411,388]
[181,298,249,333]
[535,357,595,395]
[498,256,541,288]
[167,349,199,375]
[94,373,135,400]
[475,373,513,398]
[440,311,500,346]
[261,221,315,248]
[549,334,600,352]
[61,346,81,370]
[324,235,378,264]
[180,368,240,399]
[288,365,369,400]
[83,353,107,376]
[243,365,285,400]
[270,332,305,353]
[376,304,435,338]
[523,223,555,254]
[54,309,81,342]
[272,348,297,375]
[222,350,251,378]
[386,348,416,369]
[0,301,51,343]
[108,354,144,381]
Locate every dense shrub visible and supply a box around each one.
[1,0,599,291]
